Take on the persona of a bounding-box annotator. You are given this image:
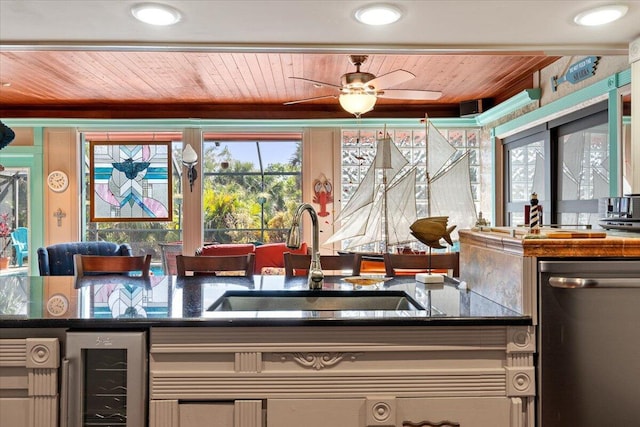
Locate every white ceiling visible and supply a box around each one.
[1,0,638,54]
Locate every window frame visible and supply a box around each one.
[503,101,609,227]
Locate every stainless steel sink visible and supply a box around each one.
[207,290,425,312]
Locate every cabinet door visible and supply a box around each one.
[0,338,59,427]
[398,397,510,427]
[268,399,364,427]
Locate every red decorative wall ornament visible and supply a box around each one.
[313,173,333,217]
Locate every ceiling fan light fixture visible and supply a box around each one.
[573,4,628,26]
[354,3,402,26]
[339,93,377,117]
[131,3,182,26]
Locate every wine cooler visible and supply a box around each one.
[63,332,147,427]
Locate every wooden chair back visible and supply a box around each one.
[74,254,152,278]
[383,252,459,277]
[176,254,255,277]
[284,252,361,277]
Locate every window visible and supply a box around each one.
[504,126,548,227]
[556,112,609,226]
[82,132,183,272]
[503,102,609,228]
[0,168,29,265]
[82,132,302,271]
[201,135,302,244]
[339,126,483,252]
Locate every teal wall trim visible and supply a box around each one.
[2,117,479,130]
[608,85,620,195]
[2,143,44,275]
[490,127,497,226]
[495,68,631,138]
[476,89,541,126]
[495,68,631,200]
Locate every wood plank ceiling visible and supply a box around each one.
[0,50,559,119]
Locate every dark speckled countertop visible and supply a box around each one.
[0,275,529,328]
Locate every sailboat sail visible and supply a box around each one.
[324,135,412,250]
[335,136,408,221]
[427,121,457,178]
[429,152,477,240]
[325,122,477,251]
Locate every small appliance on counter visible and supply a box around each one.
[598,194,640,231]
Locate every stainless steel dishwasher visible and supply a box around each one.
[538,259,640,427]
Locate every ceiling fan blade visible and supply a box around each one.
[289,76,342,89]
[367,69,415,90]
[378,89,443,100]
[283,94,338,105]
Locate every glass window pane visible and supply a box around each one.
[202,139,301,244]
[339,125,484,251]
[559,123,609,202]
[509,139,544,203]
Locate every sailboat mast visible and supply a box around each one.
[425,114,432,217]
[381,125,389,253]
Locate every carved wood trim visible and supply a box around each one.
[276,352,361,370]
[507,326,535,354]
[0,339,27,366]
[149,399,179,427]
[402,421,460,427]
[235,352,262,373]
[235,400,262,427]
[150,371,507,400]
[505,367,535,397]
[151,326,508,351]
[510,397,524,427]
[366,397,396,426]
[0,338,59,427]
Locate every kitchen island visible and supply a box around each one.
[1,275,534,427]
[459,227,640,321]
[459,227,640,427]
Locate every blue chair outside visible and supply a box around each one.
[10,227,28,267]
[37,241,133,275]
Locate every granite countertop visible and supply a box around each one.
[459,227,640,257]
[0,275,528,328]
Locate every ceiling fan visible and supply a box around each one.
[284,55,442,117]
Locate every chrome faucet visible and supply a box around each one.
[287,203,323,289]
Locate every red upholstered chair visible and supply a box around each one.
[197,243,256,257]
[254,242,308,275]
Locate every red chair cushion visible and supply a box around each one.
[198,243,255,256]
[254,242,307,274]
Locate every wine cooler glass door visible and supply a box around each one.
[66,332,146,427]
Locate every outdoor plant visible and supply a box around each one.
[0,212,11,258]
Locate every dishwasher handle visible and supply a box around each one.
[549,277,640,289]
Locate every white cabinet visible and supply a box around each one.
[0,337,60,427]
[148,325,535,427]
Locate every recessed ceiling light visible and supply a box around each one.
[573,4,628,26]
[131,3,182,26]
[354,3,402,26]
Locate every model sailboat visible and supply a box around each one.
[325,119,477,253]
